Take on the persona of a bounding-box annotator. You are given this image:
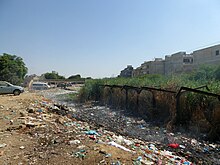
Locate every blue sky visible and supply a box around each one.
[1,0,220,78]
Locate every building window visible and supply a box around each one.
[183,58,193,64]
[147,65,149,69]
[216,50,219,56]
[183,58,190,63]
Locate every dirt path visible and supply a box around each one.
[0,90,219,164]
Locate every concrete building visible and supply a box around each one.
[131,44,220,77]
[164,52,194,75]
[193,44,220,66]
[131,58,165,77]
[119,65,134,77]
[149,58,165,75]
[132,66,142,77]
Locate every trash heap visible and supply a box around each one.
[28,99,194,164]
[1,92,219,164]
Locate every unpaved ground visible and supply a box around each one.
[0,92,136,165]
[0,90,219,165]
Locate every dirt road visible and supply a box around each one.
[0,90,219,164]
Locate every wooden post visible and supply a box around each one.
[125,88,128,110]
[136,89,142,112]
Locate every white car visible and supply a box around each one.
[31,82,50,90]
[0,81,24,95]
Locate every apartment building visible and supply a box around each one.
[119,65,134,77]
[129,44,220,77]
[164,52,194,75]
[193,44,220,66]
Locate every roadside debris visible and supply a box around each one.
[108,141,132,152]
[0,144,7,148]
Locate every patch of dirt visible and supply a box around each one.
[0,92,137,165]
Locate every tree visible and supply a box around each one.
[214,65,220,80]
[68,74,81,80]
[44,71,65,79]
[0,53,28,85]
[189,65,216,82]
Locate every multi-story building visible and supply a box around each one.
[119,65,134,77]
[164,52,194,75]
[132,66,142,77]
[129,44,220,77]
[193,44,220,66]
[131,58,165,77]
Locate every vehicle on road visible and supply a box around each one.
[31,82,50,90]
[0,81,24,95]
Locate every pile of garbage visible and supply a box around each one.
[25,100,192,164]
[71,104,220,164]
[19,95,220,164]
[1,90,219,164]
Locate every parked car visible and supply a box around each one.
[0,81,24,95]
[57,83,67,89]
[31,82,50,90]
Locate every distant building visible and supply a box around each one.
[145,58,165,75]
[132,44,220,77]
[164,52,194,75]
[193,44,220,66]
[132,58,164,77]
[132,66,142,77]
[119,65,133,77]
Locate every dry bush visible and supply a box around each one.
[111,88,124,109]
[138,90,154,119]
